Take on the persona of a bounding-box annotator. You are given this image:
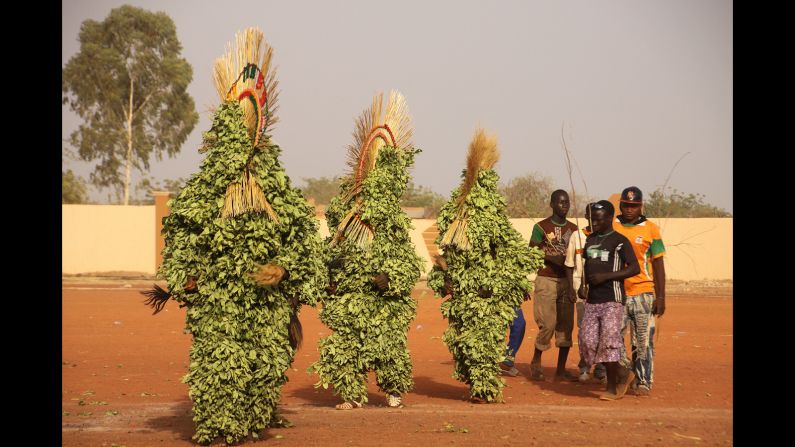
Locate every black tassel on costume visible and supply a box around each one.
[288,294,303,350]
[141,284,172,315]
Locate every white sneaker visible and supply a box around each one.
[578,372,591,383]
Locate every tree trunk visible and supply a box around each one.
[124,77,134,205]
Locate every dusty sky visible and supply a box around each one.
[62,0,732,212]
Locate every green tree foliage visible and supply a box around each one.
[303,176,445,218]
[643,187,731,217]
[62,170,89,204]
[127,176,187,205]
[499,172,556,217]
[158,102,327,444]
[62,5,198,205]
[499,173,594,218]
[401,181,446,218]
[300,176,343,204]
[311,147,424,403]
[428,165,544,402]
[159,177,187,197]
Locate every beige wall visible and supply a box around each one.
[62,206,732,281]
[646,218,732,281]
[62,205,155,274]
[317,218,436,278]
[506,218,732,281]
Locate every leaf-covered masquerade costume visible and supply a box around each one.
[143,28,327,444]
[310,92,423,404]
[427,128,544,402]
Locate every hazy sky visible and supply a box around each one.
[62,0,732,212]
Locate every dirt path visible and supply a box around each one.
[62,283,732,446]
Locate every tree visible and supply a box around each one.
[498,173,555,217]
[300,176,343,204]
[62,170,89,204]
[62,5,198,205]
[128,175,187,205]
[643,187,731,218]
[498,173,594,218]
[401,181,446,218]
[302,176,446,218]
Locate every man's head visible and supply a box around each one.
[589,200,615,234]
[584,202,594,222]
[619,186,643,224]
[549,189,570,219]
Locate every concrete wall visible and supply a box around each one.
[507,218,733,281]
[316,218,436,275]
[62,205,155,274]
[62,205,731,281]
[644,218,732,281]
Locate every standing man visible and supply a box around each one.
[614,186,666,396]
[578,201,640,401]
[525,189,580,381]
[565,202,594,382]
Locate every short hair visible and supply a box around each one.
[590,199,615,217]
[550,189,568,201]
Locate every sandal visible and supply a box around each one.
[335,400,363,410]
[499,362,520,377]
[469,395,487,404]
[616,370,636,399]
[599,392,621,401]
[554,370,580,382]
[386,394,403,408]
[529,363,545,381]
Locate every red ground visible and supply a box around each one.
[63,282,732,446]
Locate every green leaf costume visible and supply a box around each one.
[310,92,423,405]
[144,29,327,444]
[427,128,545,402]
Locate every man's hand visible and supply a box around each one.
[652,297,666,317]
[251,263,287,286]
[326,282,338,296]
[433,254,448,271]
[587,272,609,286]
[443,277,454,297]
[567,287,578,303]
[545,254,566,267]
[578,284,588,301]
[184,276,198,293]
[373,273,390,291]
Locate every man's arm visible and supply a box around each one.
[529,223,565,267]
[564,234,578,301]
[578,257,588,301]
[649,225,667,317]
[587,243,640,286]
[565,266,577,302]
[652,257,666,317]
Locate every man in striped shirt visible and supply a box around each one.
[578,200,640,401]
[614,186,666,396]
[526,190,580,382]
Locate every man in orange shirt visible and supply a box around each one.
[614,186,666,396]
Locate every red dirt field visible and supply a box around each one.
[63,281,732,446]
